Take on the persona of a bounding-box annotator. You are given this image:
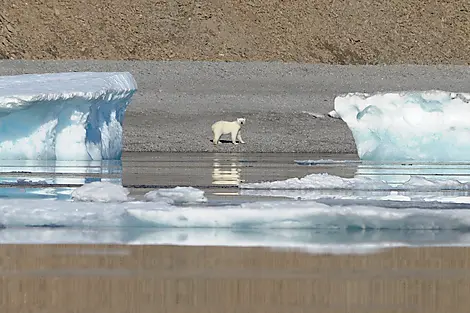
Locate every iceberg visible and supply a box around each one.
[334,90,470,162]
[0,71,137,160]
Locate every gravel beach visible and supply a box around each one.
[2,60,470,154]
[2,1,470,311]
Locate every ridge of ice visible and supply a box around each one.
[144,186,208,204]
[240,189,470,206]
[240,173,389,190]
[334,90,470,162]
[71,181,130,203]
[70,183,208,204]
[0,71,137,160]
[4,227,470,254]
[294,159,361,165]
[1,198,470,231]
[239,172,470,191]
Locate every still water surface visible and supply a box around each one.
[0,152,470,253]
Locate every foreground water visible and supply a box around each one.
[3,152,470,254]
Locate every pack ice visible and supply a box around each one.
[334,90,470,162]
[0,72,137,160]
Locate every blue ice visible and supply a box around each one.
[334,90,470,162]
[0,71,137,160]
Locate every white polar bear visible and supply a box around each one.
[211,118,246,145]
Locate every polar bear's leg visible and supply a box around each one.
[236,131,245,144]
[231,131,239,145]
[213,129,222,145]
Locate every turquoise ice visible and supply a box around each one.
[0,71,137,160]
[334,90,470,162]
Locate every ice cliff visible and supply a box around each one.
[334,90,470,162]
[0,72,137,160]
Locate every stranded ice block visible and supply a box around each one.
[0,71,137,160]
[334,90,470,162]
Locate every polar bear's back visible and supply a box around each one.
[211,120,222,130]
[211,120,239,133]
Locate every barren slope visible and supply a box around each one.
[1,0,469,64]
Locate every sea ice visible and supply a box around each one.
[3,194,470,253]
[239,172,470,191]
[71,181,130,203]
[1,198,470,231]
[144,186,208,204]
[240,189,470,207]
[334,90,470,162]
[240,173,391,190]
[70,182,208,204]
[0,71,137,160]
[5,227,470,255]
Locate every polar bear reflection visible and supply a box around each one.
[212,158,243,185]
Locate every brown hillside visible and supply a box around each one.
[0,0,469,64]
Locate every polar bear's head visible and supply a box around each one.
[237,118,246,125]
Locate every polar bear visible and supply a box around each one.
[211,118,246,145]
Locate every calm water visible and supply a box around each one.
[2,152,470,254]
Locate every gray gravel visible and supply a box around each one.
[1,60,470,154]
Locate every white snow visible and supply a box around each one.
[0,72,137,160]
[334,90,470,162]
[71,181,130,203]
[144,186,208,204]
